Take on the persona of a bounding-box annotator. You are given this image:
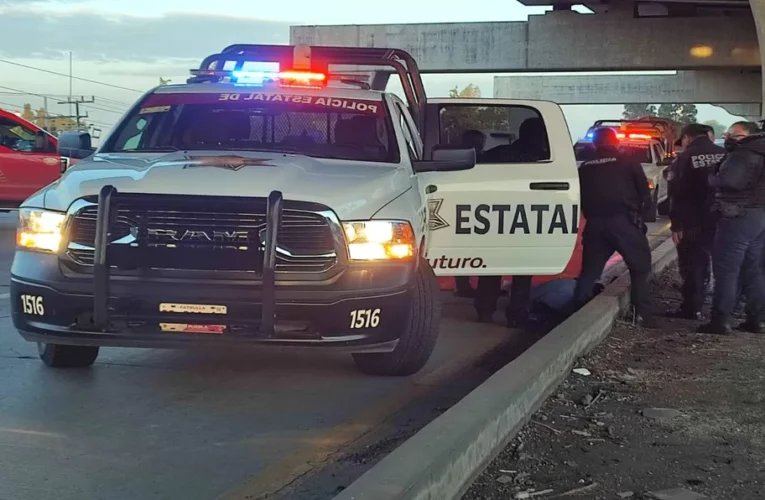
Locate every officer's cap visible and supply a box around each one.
[591,127,619,147]
[675,123,713,146]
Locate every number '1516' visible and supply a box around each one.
[21,295,44,316]
[350,309,380,329]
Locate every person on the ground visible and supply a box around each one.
[567,127,656,327]
[666,123,725,320]
[700,121,765,334]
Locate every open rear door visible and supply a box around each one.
[418,98,579,276]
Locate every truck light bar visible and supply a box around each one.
[189,44,426,135]
[189,68,327,88]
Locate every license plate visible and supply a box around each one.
[159,303,227,314]
[160,323,226,334]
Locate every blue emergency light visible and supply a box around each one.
[189,66,326,88]
[231,70,278,86]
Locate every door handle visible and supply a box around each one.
[426,185,437,194]
[530,182,570,191]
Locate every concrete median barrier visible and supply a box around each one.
[332,236,678,500]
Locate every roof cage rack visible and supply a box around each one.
[591,119,676,131]
[190,44,426,133]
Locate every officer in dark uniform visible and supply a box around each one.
[701,121,765,334]
[666,123,725,319]
[568,127,656,326]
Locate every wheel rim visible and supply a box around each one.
[36,342,47,357]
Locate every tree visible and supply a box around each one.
[623,104,657,119]
[676,104,698,124]
[442,84,509,144]
[703,119,727,137]
[449,83,481,98]
[622,103,698,123]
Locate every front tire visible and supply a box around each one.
[38,343,99,368]
[353,259,441,376]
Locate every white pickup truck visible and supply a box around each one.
[574,136,672,222]
[10,44,580,375]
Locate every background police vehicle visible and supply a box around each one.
[575,123,673,222]
[10,44,580,375]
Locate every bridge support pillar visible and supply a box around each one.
[751,0,765,120]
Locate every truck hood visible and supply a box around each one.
[40,151,412,220]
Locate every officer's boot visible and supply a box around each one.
[666,308,703,320]
[697,319,733,335]
[454,276,475,298]
[736,319,765,333]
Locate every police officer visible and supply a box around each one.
[701,121,765,334]
[569,127,656,326]
[666,123,725,319]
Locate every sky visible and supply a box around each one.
[0,0,745,141]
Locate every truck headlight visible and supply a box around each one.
[17,208,66,253]
[342,221,415,261]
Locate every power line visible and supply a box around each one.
[81,104,125,115]
[0,86,127,117]
[0,91,132,109]
[0,84,55,100]
[0,58,144,93]
[0,90,131,107]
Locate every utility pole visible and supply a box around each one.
[68,51,73,116]
[57,95,93,131]
[42,96,49,130]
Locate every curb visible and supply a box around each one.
[333,236,678,500]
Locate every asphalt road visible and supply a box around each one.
[0,213,670,500]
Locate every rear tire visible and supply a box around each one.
[38,343,99,368]
[353,259,441,376]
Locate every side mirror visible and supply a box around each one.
[58,131,95,160]
[657,158,673,167]
[33,130,56,153]
[413,147,476,173]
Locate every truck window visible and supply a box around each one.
[102,92,400,164]
[0,117,37,152]
[575,142,651,164]
[394,102,420,161]
[574,142,596,162]
[438,104,550,163]
[618,144,652,164]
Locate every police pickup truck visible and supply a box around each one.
[10,45,579,375]
[574,132,672,222]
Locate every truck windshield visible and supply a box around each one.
[101,91,399,163]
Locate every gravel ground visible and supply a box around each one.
[463,266,765,500]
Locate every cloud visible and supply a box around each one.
[0,10,290,62]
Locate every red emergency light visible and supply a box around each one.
[276,70,326,88]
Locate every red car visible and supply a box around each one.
[0,109,92,210]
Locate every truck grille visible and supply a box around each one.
[66,196,338,274]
